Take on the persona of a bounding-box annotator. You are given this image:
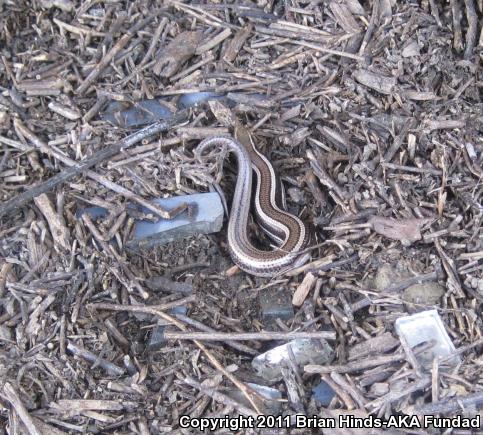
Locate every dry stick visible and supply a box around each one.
[66,342,125,376]
[184,377,258,418]
[163,331,336,341]
[14,119,186,220]
[145,275,194,294]
[281,366,305,413]
[169,0,229,28]
[382,119,415,164]
[307,341,438,376]
[19,249,51,283]
[382,268,441,293]
[76,17,153,94]
[287,253,358,277]
[0,262,12,298]
[307,149,347,200]
[411,390,483,415]
[82,94,108,123]
[463,0,478,60]
[367,376,431,409]
[381,162,443,176]
[90,297,193,316]
[431,357,439,403]
[330,372,367,409]
[292,40,367,62]
[0,113,186,220]
[174,313,258,356]
[322,374,355,410]
[450,0,463,51]
[119,17,168,86]
[2,382,42,435]
[398,334,423,378]
[104,318,130,350]
[428,0,442,26]
[439,336,483,363]
[462,145,483,179]
[358,0,379,55]
[0,143,9,173]
[88,302,263,414]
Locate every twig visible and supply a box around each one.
[428,0,442,26]
[323,374,355,410]
[0,113,186,220]
[450,0,464,51]
[88,301,264,414]
[307,149,347,199]
[382,119,415,164]
[463,0,478,60]
[398,334,423,377]
[89,296,196,315]
[2,383,42,435]
[34,193,70,251]
[0,261,12,298]
[104,318,130,350]
[292,40,367,62]
[163,330,336,341]
[305,342,435,374]
[0,143,9,173]
[408,390,483,415]
[145,276,194,294]
[174,313,258,356]
[359,0,379,55]
[382,269,442,293]
[434,238,464,298]
[281,366,305,413]
[67,342,125,376]
[367,376,431,409]
[287,253,358,277]
[184,377,258,417]
[381,162,442,176]
[76,18,153,94]
[292,272,317,306]
[439,337,483,363]
[133,18,168,70]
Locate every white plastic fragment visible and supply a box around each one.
[226,383,282,415]
[252,339,333,381]
[395,309,460,367]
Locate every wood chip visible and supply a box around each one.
[292,272,317,306]
[34,193,71,251]
[353,69,397,94]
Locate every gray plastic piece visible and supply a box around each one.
[129,192,223,248]
[252,339,334,381]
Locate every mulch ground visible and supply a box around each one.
[0,0,482,433]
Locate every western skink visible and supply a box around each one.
[196,135,311,277]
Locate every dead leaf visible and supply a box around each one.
[369,216,430,243]
[153,31,202,78]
